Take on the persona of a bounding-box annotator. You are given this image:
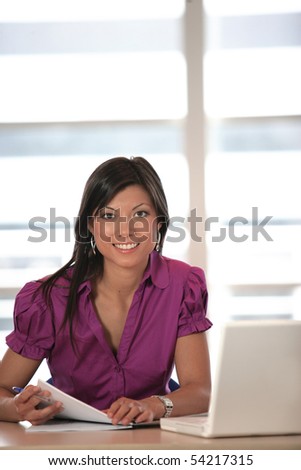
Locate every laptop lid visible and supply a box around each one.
[161,320,301,438]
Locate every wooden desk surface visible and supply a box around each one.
[0,422,301,450]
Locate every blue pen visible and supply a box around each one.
[12,386,53,405]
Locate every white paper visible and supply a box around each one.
[37,379,112,423]
[26,419,131,432]
[34,379,159,432]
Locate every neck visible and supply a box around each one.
[97,259,149,297]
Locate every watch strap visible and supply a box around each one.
[152,395,173,418]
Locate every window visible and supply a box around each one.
[0,2,191,362]
[203,1,301,342]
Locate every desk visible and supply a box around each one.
[0,422,300,450]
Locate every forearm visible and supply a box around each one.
[165,382,211,417]
[141,382,211,421]
[171,332,212,417]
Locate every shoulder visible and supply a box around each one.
[162,255,206,284]
[15,268,74,308]
[15,280,45,308]
[151,254,207,296]
[162,256,211,333]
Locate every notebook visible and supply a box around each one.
[161,320,301,438]
[37,379,159,429]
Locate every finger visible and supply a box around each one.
[106,398,126,418]
[14,385,55,412]
[37,389,52,400]
[109,402,130,424]
[13,387,38,416]
[14,393,47,415]
[26,401,64,425]
[36,400,63,418]
[134,409,154,423]
[111,402,143,425]
[15,385,40,403]
[119,403,143,425]
[15,395,63,423]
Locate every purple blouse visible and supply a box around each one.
[6,251,212,410]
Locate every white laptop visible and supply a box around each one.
[161,320,301,438]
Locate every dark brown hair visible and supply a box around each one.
[41,156,169,346]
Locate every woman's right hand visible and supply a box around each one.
[13,385,64,425]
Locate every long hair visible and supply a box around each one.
[41,156,170,346]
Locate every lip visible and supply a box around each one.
[113,243,139,252]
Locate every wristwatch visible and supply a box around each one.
[153,395,173,418]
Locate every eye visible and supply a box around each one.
[101,212,116,220]
[134,210,149,218]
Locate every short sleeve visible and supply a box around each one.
[177,267,212,338]
[6,281,55,360]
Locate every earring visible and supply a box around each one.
[155,231,161,252]
[90,236,96,255]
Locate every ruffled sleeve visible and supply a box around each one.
[6,281,55,360]
[177,267,212,338]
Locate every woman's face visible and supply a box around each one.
[90,185,160,271]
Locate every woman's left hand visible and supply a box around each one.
[106,396,164,425]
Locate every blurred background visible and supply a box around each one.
[1,0,301,375]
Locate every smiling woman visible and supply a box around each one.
[90,185,160,269]
[0,156,212,426]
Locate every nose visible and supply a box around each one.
[117,216,131,240]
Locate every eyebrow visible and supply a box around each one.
[103,203,151,211]
[132,203,151,210]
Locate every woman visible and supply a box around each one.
[0,156,212,425]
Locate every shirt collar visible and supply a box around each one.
[55,269,91,297]
[60,251,169,296]
[141,251,169,289]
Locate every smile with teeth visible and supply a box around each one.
[114,243,139,250]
